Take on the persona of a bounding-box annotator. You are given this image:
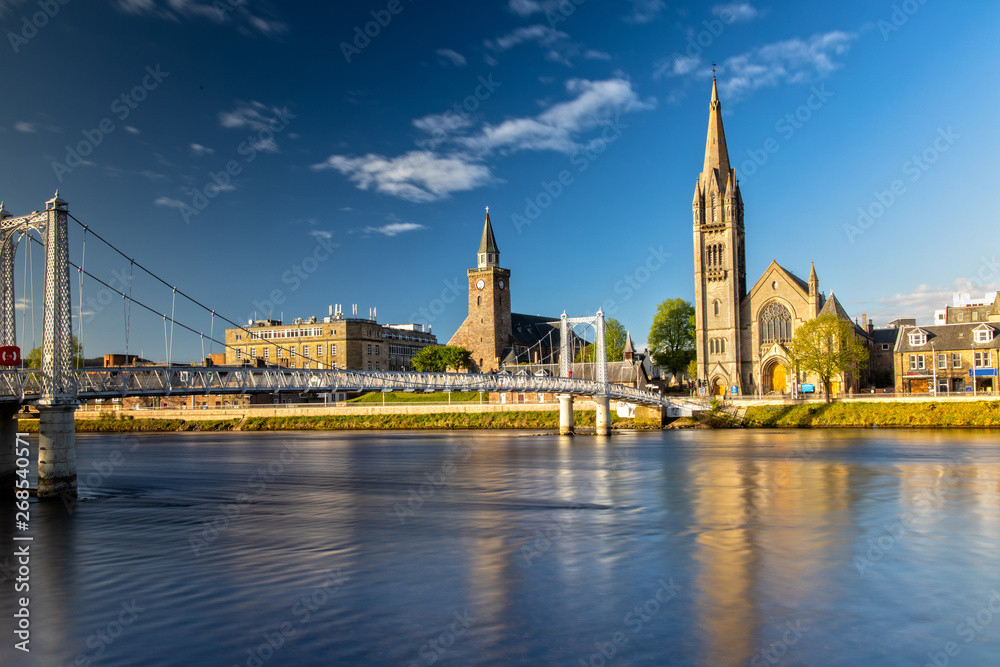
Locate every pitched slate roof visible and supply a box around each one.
[895,323,1000,353]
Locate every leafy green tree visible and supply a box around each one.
[24,335,85,368]
[648,299,695,381]
[686,359,698,382]
[411,345,474,372]
[788,314,869,402]
[574,318,627,362]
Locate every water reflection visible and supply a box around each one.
[1,429,999,666]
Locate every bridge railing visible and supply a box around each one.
[0,367,670,407]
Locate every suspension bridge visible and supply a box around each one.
[0,194,670,498]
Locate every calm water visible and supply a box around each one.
[2,429,1000,666]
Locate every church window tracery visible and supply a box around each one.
[760,302,793,344]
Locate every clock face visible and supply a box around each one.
[476,279,485,290]
[498,280,505,290]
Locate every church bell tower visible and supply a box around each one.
[692,77,746,394]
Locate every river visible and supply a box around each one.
[2,429,999,666]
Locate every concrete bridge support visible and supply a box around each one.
[37,404,76,498]
[558,394,574,435]
[595,395,611,436]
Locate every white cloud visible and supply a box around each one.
[584,49,611,60]
[458,78,655,156]
[218,100,288,132]
[124,126,141,134]
[190,143,214,155]
[114,0,287,38]
[653,54,702,79]
[312,151,494,203]
[485,24,592,65]
[873,280,1000,325]
[623,0,665,24]
[154,196,188,208]
[712,2,758,22]
[720,31,857,99]
[362,222,426,237]
[14,122,36,133]
[309,230,336,241]
[318,78,654,203]
[506,0,560,16]
[435,48,466,67]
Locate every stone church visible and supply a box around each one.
[692,77,867,396]
[448,209,565,372]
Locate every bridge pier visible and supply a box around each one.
[37,403,76,498]
[594,395,611,436]
[558,394,574,436]
[0,406,18,491]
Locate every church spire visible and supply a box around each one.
[702,76,731,188]
[478,206,499,268]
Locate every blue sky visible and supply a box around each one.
[1,0,998,362]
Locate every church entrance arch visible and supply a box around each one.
[711,377,726,396]
[763,359,788,394]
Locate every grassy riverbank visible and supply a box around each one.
[14,411,627,432]
[743,400,1000,428]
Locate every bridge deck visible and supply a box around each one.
[0,367,669,407]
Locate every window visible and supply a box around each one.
[367,361,372,370]
[908,331,927,346]
[277,348,282,359]
[909,354,925,370]
[264,348,270,359]
[952,353,962,369]
[375,362,379,370]
[714,300,721,316]
[236,349,242,361]
[375,345,380,356]
[881,344,890,351]
[975,351,991,368]
[290,346,296,357]
[937,353,947,370]
[303,362,309,370]
[477,296,481,306]
[367,344,372,355]
[331,344,337,356]
[760,302,793,344]
[303,345,309,357]
[974,327,995,343]
[250,347,256,359]
[937,378,949,394]
[317,345,323,356]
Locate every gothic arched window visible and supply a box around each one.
[713,300,721,316]
[760,302,793,344]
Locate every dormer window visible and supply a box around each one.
[974,325,995,344]
[908,330,927,346]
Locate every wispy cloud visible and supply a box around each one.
[623,0,665,24]
[13,121,36,133]
[114,0,287,38]
[190,143,214,156]
[362,220,426,237]
[313,151,494,204]
[317,77,653,203]
[456,78,654,156]
[218,100,289,152]
[656,31,857,99]
[485,24,602,66]
[507,0,561,16]
[124,125,141,134]
[870,280,1000,325]
[435,48,466,67]
[712,2,758,22]
[154,196,188,209]
[309,230,336,241]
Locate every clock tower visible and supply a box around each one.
[448,207,512,372]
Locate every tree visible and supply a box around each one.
[574,318,627,362]
[411,345,473,372]
[24,335,85,369]
[788,314,869,402]
[648,298,696,381]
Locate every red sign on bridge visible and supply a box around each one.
[0,346,21,366]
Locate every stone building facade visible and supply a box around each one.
[894,322,999,394]
[692,78,870,396]
[224,316,436,372]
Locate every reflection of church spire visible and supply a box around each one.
[478,206,499,269]
[702,76,731,189]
